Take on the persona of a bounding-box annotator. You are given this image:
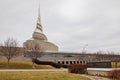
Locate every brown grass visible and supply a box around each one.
[111,62,120,68]
[0,71,91,80]
[0,61,54,69]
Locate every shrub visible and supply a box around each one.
[68,64,87,74]
[108,69,120,80]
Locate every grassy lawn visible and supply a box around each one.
[0,61,54,69]
[0,71,91,80]
[112,62,120,68]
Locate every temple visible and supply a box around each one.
[23,6,120,66]
[23,6,58,52]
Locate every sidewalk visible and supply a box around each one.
[0,69,67,72]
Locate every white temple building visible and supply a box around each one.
[23,6,120,66]
[23,7,58,52]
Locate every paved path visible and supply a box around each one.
[0,69,67,72]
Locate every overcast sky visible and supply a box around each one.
[0,0,120,53]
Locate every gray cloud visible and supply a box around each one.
[0,0,120,53]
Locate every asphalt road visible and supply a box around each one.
[0,69,67,72]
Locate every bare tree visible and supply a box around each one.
[24,42,45,68]
[82,44,88,54]
[0,38,20,68]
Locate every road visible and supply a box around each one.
[0,69,67,72]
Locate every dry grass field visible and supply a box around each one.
[112,62,120,68]
[0,71,91,80]
[0,61,120,69]
[0,61,54,69]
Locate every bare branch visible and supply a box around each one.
[0,38,20,68]
[24,42,45,59]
